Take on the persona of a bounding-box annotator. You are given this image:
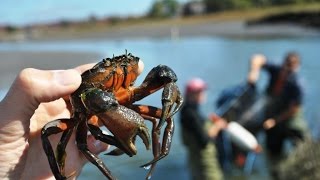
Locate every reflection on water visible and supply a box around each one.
[0,36,319,179]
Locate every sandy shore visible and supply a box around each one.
[0,51,101,89]
[88,20,320,39]
[3,19,320,42]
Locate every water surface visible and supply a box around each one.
[0,35,319,179]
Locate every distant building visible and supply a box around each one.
[182,1,206,16]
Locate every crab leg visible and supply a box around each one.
[141,115,160,180]
[76,120,116,180]
[141,117,174,169]
[41,118,77,180]
[56,129,73,175]
[128,105,175,178]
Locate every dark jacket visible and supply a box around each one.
[180,101,210,148]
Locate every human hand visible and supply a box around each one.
[251,54,266,68]
[263,118,276,130]
[0,65,108,180]
[210,113,227,130]
[208,113,228,138]
[248,54,267,84]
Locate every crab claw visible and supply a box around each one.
[105,125,151,157]
[158,82,183,129]
[134,64,183,129]
[96,105,151,157]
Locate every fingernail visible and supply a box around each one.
[53,69,80,86]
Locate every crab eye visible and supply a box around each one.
[129,58,136,65]
[103,59,111,67]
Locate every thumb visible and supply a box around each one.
[1,68,81,126]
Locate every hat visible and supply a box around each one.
[185,78,207,94]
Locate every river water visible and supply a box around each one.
[0,35,319,179]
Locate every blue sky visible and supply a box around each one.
[0,0,187,26]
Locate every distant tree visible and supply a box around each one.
[274,0,320,4]
[230,0,253,9]
[204,0,253,12]
[204,0,229,12]
[252,0,272,7]
[148,0,179,18]
[203,0,320,12]
[185,0,320,14]
[163,0,179,17]
[108,16,121,25]
[183,1,206,16]
[59,20,71,28]
[204,0,239,12]
[89,14,98,23]
[5,25,18,33]
[148,1,164,17]
[270,0,292,5]
[268,0,320,5]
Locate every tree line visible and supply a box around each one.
[148,0,320,17]
[204,0,320,12]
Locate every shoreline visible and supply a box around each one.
[2,19,320,42]
[61,20,320,40]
